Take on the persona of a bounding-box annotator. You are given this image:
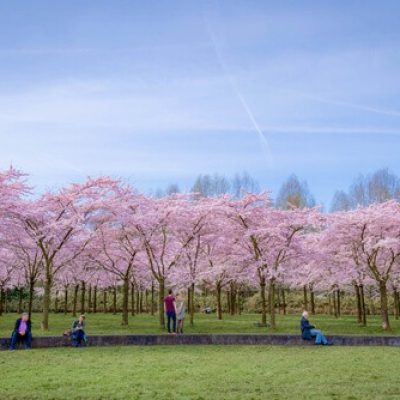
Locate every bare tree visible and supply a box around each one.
[330,190,352,212]
[334,168,400,210]
[191,174,230,197]
[212,173,231,196]
[165,183,180,195]
[367,168,400,204]
[232,171,259,198]
[275,174,316,209]
[192,174,213,197]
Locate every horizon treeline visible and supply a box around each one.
[152,168,400,212]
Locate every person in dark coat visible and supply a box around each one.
[72,314,87,347]
[10,312,32,350]
[301,311,331,345]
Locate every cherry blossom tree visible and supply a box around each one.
[226,194,323,329]
[170,197,224,326]
[89,219,142,325]
[325,201,400,330]
[9,234,43,317]
[134,195,200,327]
[18,177,123,330]
[0,167,29,315]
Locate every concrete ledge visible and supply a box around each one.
[2,334,400,350]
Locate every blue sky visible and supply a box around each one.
[1,0,400,208]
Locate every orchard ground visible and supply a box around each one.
[2,313,400,337]
[1,345,400,400]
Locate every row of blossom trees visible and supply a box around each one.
[1,167,400,331]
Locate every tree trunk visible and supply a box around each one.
[216,283,222,320]
[72,284,79,317]
[281,288,286,315]
[226,290,231,314]
[122,278,129,325]
[41,275,52,330]
[333,290,338,318]
[337,289,341,317]
[187,287,191,319]
[112,286,117,315]
[360,284,367,326]
[189,282,195,326]
[230,283,236,316]
[260,279,267,326]
[80,281,86,314]
[393,287,399,320]
[0,287,4,316]
[355,284,362,324]
[276,287,281,314]
[131,283,135,316]
[268,280,276,329]
[145,289,149,313]
[237,289,242,315]
[64,286,68,314]
[139,289,144,313]
[394,291,400,319]
[136,288,140,314]
[93,286,97,313]
[151,282,155,316]
[88,285,92,313]
[379,280,390,331]
[158,279,165,328]
[328,293,332,315]
[28,279,35,319]
[54,290,59,313]
[103,289,107,313]
[18,287,23,314]
[303,286,308,310]
[310,288,315,315]
[4,289,8,313]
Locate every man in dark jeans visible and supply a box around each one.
[72,314,87,347]
[164,289,177,334]
[301,311,331,345]
[10,312,32,351]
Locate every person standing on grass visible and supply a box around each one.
[9,312,32,351]
[72,314,87,347]
[164,289,177,334]
[300,311,332,345]
[176,292,186,334]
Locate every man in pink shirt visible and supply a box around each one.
[164,289,177,334]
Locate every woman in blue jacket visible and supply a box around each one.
[301,311,331,345]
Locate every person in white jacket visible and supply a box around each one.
[175,293,186,334]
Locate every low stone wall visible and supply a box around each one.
[2,333,400,350]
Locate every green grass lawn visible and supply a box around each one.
[1,345,400,399]
[1,312,400,337]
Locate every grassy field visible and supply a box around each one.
[1,312,400,337]
[1,345,400,399]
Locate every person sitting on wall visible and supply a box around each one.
[9,312,32,351]
[301,311,332,345]
[72,314,87,347]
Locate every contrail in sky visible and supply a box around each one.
[290,91,400,118]
[202,15,274,167]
